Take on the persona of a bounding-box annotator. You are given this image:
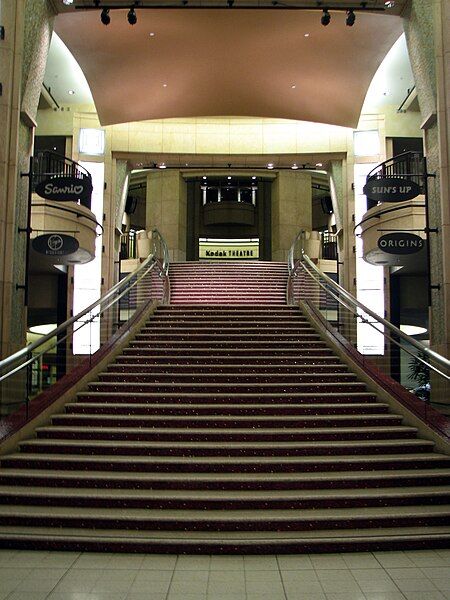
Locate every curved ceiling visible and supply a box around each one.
[55,7,403,128]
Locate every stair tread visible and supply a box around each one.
[8,451,444,464]
[0,505,449,520]
[0,485,448,499]
[2,468,450,482]
[67,402,386,409]
[78,391,376,398]
[20,439,431,449]
[37,425,416,434]
[55,414,397,422]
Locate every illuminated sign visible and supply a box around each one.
[363,177,421,203]
[199,241,259,260]
[32,234,79,256]
[378,232,424,254]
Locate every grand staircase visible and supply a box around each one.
[0,261,449,552]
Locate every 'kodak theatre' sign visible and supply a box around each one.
[377,232,424,255]
[363,177,421,203]
[35,176,93,203]
[32,234,79,256]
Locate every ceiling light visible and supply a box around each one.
[227,176,232,179]
[62,0,74,4]
[267,163,274,169]
[100,8,110,25]
[400,325,427,336]
[252,176,256,180]
[385,1,395,7]
[346,9,355,26]
[127,7,137,25]
[202,176,207,179]
[291,164,299,170]
[321,9,331,26]
[68,89,75,95]
[29,324,57,335]
[149,32,156,37]
[304,33,310,38]
[163,83,168,88]
[158,163,167,169]
[316,162,323,167]
[291,84,296,89]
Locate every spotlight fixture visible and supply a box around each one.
[100,8,110,25]
[291,164,299,170]
[127,7,137,25]
[158,162,167,169]
[62,0,74,5]
[346,9,355,26]
[321,9,331,26]
[267,163,274,170]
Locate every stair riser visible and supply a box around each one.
[108,365,348,374]
[0,494,447,510]
[116,356,342,365]
[76,394,378,404]
[18,442,433,457]
[1,514,449,533]
[4,456,448,473]
[132,335,322,341]
[36,430,417,442]
[3,475,449,491]
[2,536,450,554]
[53,416,402,428]
[65,405,389,416]
[97,374,358,384]
[87,383,368,394]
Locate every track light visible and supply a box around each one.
[321,9,331,26]
[100,8,110,25]
[127,7,137,25]
[346,9,355,26]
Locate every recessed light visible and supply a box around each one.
[149,32,156,37]
[68,90,75,95]
[158,163,167,169]
[227,176,232,179]
[400,325,427,336]
[304,33,310,37]
[202,176,207,179]
[163,83,168,88]
[252,176,256,180]
[316,162,323,167]
[62,0,74,4]
[291,85,296,89]
[384,1,395,7]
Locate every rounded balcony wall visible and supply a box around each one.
[203,201,255,226]
[360,198,427,268]
[31,196,98,266]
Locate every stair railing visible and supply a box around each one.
[287,229,450,432]
[0,228,170,420]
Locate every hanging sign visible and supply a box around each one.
[35,176,93,203]
[363,177,421,203]
[377,232,424,255]
[32,234,79,256]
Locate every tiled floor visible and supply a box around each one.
[0,549,449,600]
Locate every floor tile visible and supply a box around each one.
[278,555,314,570]
[108,554,145,570]
[134,570,173,583]
[244,555,279,570]
[325,593,366,600]
[175,555,211,570]
[374,553,415,568]
[40,552,80,568]
[309,555,347,570]
[364,594,407,600]
[126,594,167,600]
[342,553,381,569]
[5,593,49,600]
[386,568,427,580]
[210,555,244,570]
[247,593,287,600]
[395,579,439,592]
[407,551,449,568]
[72,554,114,569]
[168,570,209,595]
[433,580,450,592]
[140,554,177,570]
[402,592,446,600]
[285,592,326,600]
[48,593,127,600]
[420,567,450,579]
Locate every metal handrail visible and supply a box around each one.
[287,228,450,375]
[366,151,423,181]
[0,228,170,377]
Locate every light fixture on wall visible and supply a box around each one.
[127,6,137,24]
[321,9,331,26]
[346,9,356,25]
[100,8,110,24]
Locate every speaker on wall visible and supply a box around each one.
[125,196,138,215]
[321,196,333,215]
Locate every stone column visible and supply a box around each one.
[146,170,187,262]
[404,0,450,359]
[271,171,312,262]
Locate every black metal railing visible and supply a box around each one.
[120,230,138,260]
[320,231,338,260]
[365,151,424,210]
[32,151,93,210]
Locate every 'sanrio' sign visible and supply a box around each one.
[377,232,424,255]
[32,234,80,256]
[35,176,93,203]
[363,177,421,203]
